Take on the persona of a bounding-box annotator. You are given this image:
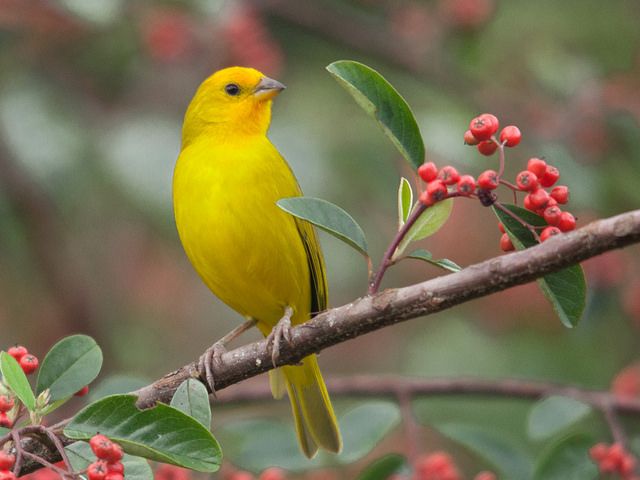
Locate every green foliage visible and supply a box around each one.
[357,453,406,480]
[36,334,103,402]
[277,197,368,256]
[66,441,154,480]
[394,199,454,258]
[406,249,462,273]
[327,60,425,169]
[493,204,586,327]
[0,351,36,411]
[527,396,592,441]
[397,177,413,228]
[533,435,598,480]
[64,394,222,472]
[170,379,211,428]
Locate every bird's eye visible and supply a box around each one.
[225,83,241,96]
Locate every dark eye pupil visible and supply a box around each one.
[225,84,240,96]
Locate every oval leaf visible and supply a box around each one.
[170,379,211,428]
[0,351,36,411]
[277,197,368,255]
[492,204,586,327]
[398,177,413,229]
[64,394,221,472]
[527,396,592,441]
[66,441,154,480]
[407,249,461,273]
[357,454,406,480]
[327,60,425,169]
[437,423,533,479]
[534,435,598,480]
[395,199,453,257]
[36,334,103,401]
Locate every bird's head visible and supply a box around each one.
[182,66,285,144]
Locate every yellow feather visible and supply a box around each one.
[173,66,341,457]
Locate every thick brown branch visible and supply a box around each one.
[135,209,640,407]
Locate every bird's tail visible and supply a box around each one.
[272,354,342,458]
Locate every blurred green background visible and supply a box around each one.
[1,0,640,478]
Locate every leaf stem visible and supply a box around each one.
[494,202,540,241]
[369,201,427,294]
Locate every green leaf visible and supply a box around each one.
[492,204,587,327]
[36,335,103,402]
[170,379,211,428]
[277,197,368,255]
[0,427,9,437]
[534,435,598,480]
[64,394,221,472]
[395,199,453,257]
[397,177,413,229]
[66,441,154,480]
[437,423,533,479]
[327,60,425,169]
[527,396,592,441]
[0,351,36,411]
[357,454,406,480]
[407,249,462,272]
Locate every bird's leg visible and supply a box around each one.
[199,318,257,393]
[266,306,294,367]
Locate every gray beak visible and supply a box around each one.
[253,76,286,100]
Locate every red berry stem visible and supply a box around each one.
[496,139,506,178]
[493,201,540,242]
[369,201,428,295]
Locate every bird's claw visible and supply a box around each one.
[266,307,294,367]
[199,342,228,396]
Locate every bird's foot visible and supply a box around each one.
[266,306,294,367]
[198,318,257,394]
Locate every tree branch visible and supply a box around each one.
[135,209,640,407]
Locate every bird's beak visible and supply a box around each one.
[253,76,286,100]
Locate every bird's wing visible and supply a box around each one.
[294,218,328,315]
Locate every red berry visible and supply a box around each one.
[456,174,476,196]
[7,345,28,361]
[474,473,497,480]
[258,467,286,480]
[0,412,12,428]
[546,197,558,208]
[469,113,499,141]
[550,185,569,204]
[540,165,560,187]
[528,189,550,209]
[498,222,505,233]
[0,452,16,470]
[500,233,514,252]
[87,461,108,480]
[19,354,38,375]
[499,125,521,147]
[589,443,609,462]
[426,179,449,202]
[90,435,114,460]
[105,444,123,463]
[477,139,498,156]
[0,471,16,480]
[540,226,561,242]
[104,473,124,480]
[477,169,499,190]
[0,395,14,412]
[527,157,547,178]
[515,170,538,191]
[75,386,90,397]
[543,206,562,226]
[437,165,460,185]
[608,443,625,464]
[229,472,255,480]
[523,194,534,211]
[107,463,124,475]
[463,129,479,145]
[557,211,576,232]
[621,454,636,475]
[418,162,438,182]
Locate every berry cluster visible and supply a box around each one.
[590,442,638,479]
[7,345,38,375]
[0,451,16,480]
[416,113,575,251]
[0,394,15,429]
[86,434,125,480]
[387,451,496,480]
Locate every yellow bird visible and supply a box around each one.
[173,66,342,458]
